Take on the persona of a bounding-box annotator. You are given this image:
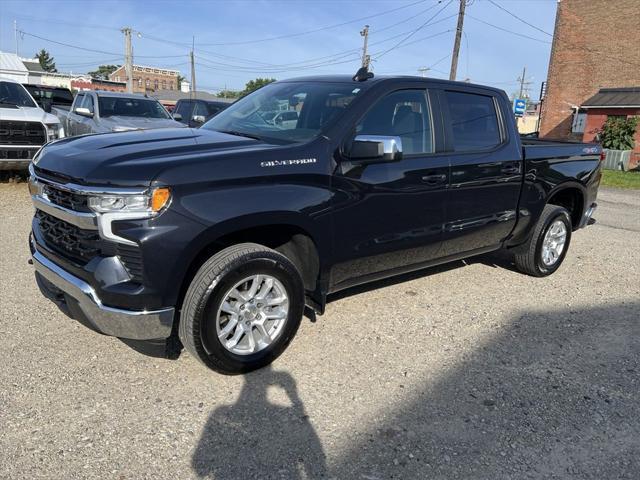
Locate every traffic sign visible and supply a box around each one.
[513,98,527,117]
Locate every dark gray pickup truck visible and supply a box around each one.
[53,91,183,136]
[29,74,602,374]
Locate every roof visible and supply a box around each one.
[582,87,640,108]
[91,91,158,100]
[0,51,28,73]
[152,89,236,103]
[22,60,44,72]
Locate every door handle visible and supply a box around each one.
[421,173,447,185]
[501,165,520,175]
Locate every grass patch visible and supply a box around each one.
[601,169,640,189]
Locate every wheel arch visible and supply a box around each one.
[173,213,325,317]
[546,182,586,229]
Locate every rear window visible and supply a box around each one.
[445,91,502,152]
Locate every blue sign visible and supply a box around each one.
[513,98,527,117]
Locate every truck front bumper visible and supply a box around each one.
[31,246,175,340]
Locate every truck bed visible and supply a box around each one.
[521,137,600,162]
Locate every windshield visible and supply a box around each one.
[0,81,37,108]
[202,82,362,143]
[98,96,170,119]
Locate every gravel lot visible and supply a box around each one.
[1,182,638,480]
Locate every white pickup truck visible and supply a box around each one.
[0,77,64,170]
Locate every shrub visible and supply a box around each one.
[599,116,639,150]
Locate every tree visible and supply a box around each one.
[242,78,276,96]
[35,49,57,72]
[216,89,241,99]
[87,64,121,81]
[176,74,186,91]
[599,116,639,150]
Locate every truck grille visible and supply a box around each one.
[0,120,46,146]
[36,210,100,263]
[43,184,91,212]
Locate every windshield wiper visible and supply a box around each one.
[216,129,262,141]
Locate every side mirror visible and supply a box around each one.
[192,115,206,124]
[75,107,93,118]
[172,112,183,121]
[346,135,403,163]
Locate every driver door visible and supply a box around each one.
[330,88,449,291]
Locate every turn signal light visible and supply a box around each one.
[151,187,171,212]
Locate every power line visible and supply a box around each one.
[195,0,430,46]
[487,0,552,36]
[375,0,454,59]
[466,14,551,44]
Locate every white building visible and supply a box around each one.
[0,51,73,89]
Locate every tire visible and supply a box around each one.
[179,243,305,374]
[514,204,573,277]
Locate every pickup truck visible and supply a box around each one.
[0,77,64,170]
[22,84,74,113]
[28,74,602,374]
[171,98,231,127]
[54,90,183,137]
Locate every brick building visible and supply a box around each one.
[539,0,640,140]
[109,65,179,94]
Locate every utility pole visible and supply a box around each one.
[14,20,19,56]
[122,27,133,93]
[449,0,466,81]
[360,25,370,69]
[190,36,196,100]
[517,66,531,99]
[418,67,429,77]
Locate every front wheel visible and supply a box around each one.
[514,204,572,277]
[179,243,305,374]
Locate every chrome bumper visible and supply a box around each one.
[579,202,597,228]
[32,249,174,340]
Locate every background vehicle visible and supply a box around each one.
[29,74,601,374]
[54,91,184,136]
[172,99,230,127]
[269,110,299,128]
[22,84,74,113]
[0,77,63,170]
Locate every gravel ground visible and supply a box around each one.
[1,183,638,480]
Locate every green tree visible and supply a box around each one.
[599,116,639,150]
[35,49,57,72]
[242,78,276,96]
[87,64,121,80]
[176,74,186,91]
[216,89,241,99]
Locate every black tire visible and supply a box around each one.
[514,204,573,277]
[179,243,305,374]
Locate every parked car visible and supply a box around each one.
[54,91,184,136]
[29,74,602,374]
[22,84,74,113]
[172,99,230,127]
[269,110,299,128]
[0,77,64,170]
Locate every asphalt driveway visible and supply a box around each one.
[1,183,638,479]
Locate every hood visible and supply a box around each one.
[97,116,185,132]
[33,128,272,187]
[0,106,60,125]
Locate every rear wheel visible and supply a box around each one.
[514,204,572,277]
[179,243,304,374]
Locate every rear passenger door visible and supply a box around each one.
[439,88,522,256]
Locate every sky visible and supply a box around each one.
[0,0,558,99]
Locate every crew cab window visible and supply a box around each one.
[82,95,95,114]
[445,91,502,152]
[193,102,208,117]
[174,100,192,119]
[73,94,84,110]
[356,90,433,155]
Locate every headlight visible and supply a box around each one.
[87,187,171,215]
[45,123,64,141]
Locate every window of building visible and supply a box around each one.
[444,91,502,152]
[154,80,159,90]
[138,78,142,88]
[162,80,166,90]
[145,79,150,88]
[356,89,433,155]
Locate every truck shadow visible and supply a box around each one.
[191,364,328,479]
[192,301,639,479]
